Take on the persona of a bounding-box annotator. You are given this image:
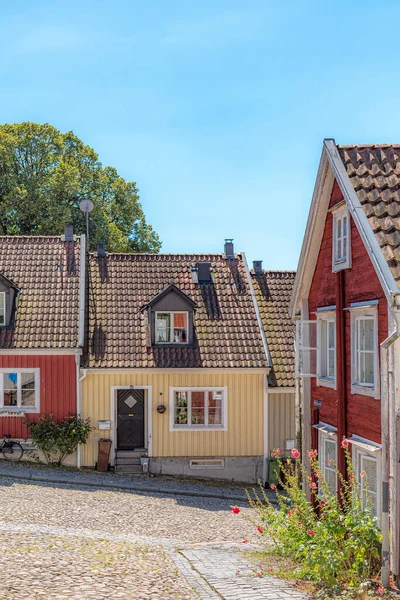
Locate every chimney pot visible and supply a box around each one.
[97,242,106,258]
[224,239,234,259]
[64,223,74,241]
[253,260,263,274]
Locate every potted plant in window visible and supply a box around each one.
[140,452,149,472]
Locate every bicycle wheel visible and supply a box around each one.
[2,441,24,462]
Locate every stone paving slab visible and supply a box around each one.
[181,546,308,600]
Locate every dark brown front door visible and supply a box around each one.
[117,389,145,449]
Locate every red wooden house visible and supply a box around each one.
[0,229,85,464]
[291,140,400,584]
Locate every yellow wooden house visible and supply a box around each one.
[79,241,295,483]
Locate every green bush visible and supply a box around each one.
[244,444,381,587]
[25,414,92,466]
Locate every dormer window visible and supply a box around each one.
[332,205,351,271]
[0,293,5,325]
[155,311,188,344]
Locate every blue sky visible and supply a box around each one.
[1,1,400,269]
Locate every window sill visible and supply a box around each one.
[317,377,336,389]
[0,408,39,416]
[332,259,351,273]
[351,384,378,399]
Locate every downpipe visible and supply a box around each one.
[75,353,88,470]
[381,294,400,588]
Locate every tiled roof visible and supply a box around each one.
[0,237,81,349]
[86,253,269,368]
[251,271,296,387]
[338,144,400,283]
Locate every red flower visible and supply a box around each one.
[307,529,315,536]
[271,452,275,458]
[269,568,273,573]
[232,507,240,514]
[291,449,300,459]
[360,471,366,478]
[242,539,248,543]
[287,510,292,516]
[257,526,263,534]
[270,483,276,491]
[341,439,349,448]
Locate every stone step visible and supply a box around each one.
[115,450,145,458]
[115,456,141,466]
[115,464,143,474]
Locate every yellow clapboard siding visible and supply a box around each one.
[81,371,266,466]
[268,391,296,453]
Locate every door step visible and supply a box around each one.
[114,450,147,475]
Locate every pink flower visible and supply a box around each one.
[360,471,366,478]
[269,568,273,573]
[328,459,332,466]
[308,451,314,459]
[307,529,315,536]
[232,507,240,514]
[316,472,322,478]
[314,449,318,457]
[276,448,281,456]
[271,452,275,458]
[256,571,263,578]
[287,510,292,516]
[291,448,300,459]
[378,586,383,595]
[242,539,248,544]
[341,439,349,448]
[270,483,276,491]
[310,482,317,489]
[349,474,354,480]
[257,526,263,534]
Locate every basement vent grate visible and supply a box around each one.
[189,459,225,469]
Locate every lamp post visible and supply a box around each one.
[79,199,94,249]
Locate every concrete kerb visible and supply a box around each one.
[0,468,254,503]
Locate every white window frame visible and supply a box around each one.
[170,387,228,431]
[318,428,337,495]
[0,368,40,413]
[316,309,336,389]
[155,311,189,344]
[350,304,379,398]
[0,292,5,326]
[353,443,381,523]
[332,205,351,271]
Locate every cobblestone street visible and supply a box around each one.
[0,468,308,599]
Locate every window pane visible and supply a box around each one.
[4,373,18,390]
[328,322,334,348]
[360,319,374,351]
[325,468,337,494]
[173,313,188,343]
[191,391,205,425]
[0,294,4,325]
[325,439,336,465]
[21,390,35,406]
[361,352,374,384]
[174,391,188,425]
[337,218,342,239]
[342,215,347,236]
[156,313,171,343]
[21,372,35,390]
[4,390,17,406]
[328,349,335,378]
[208,391,223,425]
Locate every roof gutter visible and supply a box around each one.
[78,234,86,348]
[242,251,272,367]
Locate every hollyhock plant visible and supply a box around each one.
[243,441,381,589]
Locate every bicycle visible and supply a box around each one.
[0,434,24,462]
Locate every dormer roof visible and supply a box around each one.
[141,283,197,312]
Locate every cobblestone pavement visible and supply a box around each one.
[0,470,308,599]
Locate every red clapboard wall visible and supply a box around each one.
[0,354,76,439]
[307,180,387,446]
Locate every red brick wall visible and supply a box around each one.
[0,354,77,439]
[308,180,387,445]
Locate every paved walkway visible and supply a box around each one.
[0,464,308,599]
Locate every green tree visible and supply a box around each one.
[0,122,161,252]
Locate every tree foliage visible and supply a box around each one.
[0,122,161,252]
